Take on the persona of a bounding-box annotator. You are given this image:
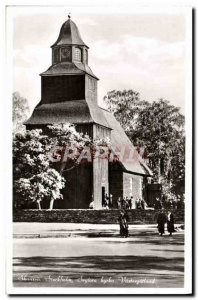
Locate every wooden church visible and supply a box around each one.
[26,16,152,209]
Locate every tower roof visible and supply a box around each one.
[51,17,88,48]
[40,62,99,80]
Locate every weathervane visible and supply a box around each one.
[68,13,71,19]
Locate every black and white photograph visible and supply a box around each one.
[4,2,192,295]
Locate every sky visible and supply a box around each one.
[13,11,186,115]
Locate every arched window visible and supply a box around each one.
[74,47,82,62]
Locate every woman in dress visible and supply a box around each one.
[118,210,129,237]
[167,211,175,236]
[157,210,167,236]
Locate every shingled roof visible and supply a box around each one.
[101,108,153,177]
[41,62,98,80]
[25,100,111,129]
[51,18,88,48]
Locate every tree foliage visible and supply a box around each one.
[13,92,30,133]
[13,123,111,209]
[104,90,149,131]
[104,90,185,195]
[13,128,65,209]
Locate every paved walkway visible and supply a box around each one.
[13,227,184,288]
[13,223,184,238]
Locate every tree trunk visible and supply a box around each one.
[158,158,161,184]
[49,199,54,210]
[36,200,41,210]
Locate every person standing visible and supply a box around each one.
[122,196,126,209]
[167,211,175,236]
[118,210,129,238]
[118,210,125,237]
[128,196,132,210]
[157,210,167,236]
[117,197,121,209]
[105,193,109,206]
[141,198,145,210]
[125,197,129,209]
[137,198,142,209]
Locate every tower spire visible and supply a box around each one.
[51,16,88,48]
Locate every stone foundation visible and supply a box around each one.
[13,209,184,224]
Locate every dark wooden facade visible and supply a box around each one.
[41,75,85,103]
[55,162,93,209]
[144,183,162,207]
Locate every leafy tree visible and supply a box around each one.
[104,89,149,131]
[47,123,111,174]
[104,90,185,196]
[13,128,65,210]
[15,169,65,210]
[13,92,29,133]
[13,123,111,209]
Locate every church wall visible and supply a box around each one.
[93,157,109,209]
[94,125,111,139]
[75,124,93,139]
[92,124,110,209]
[54,162,93,209]
[123,173,143,208]
[85,75,98,103]
[109,170,123,208]
[109,162,123,208]
[41,75,85,103]
[123,173,133,198]
[109,168,144,209]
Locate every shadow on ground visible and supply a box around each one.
[13,231,184,288]
[14,254,184,273]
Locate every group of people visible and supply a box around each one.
[118,209,175,238]
[101,194,147,210]
[102,193,113,209]
[157,210,175,236]
[89,193,184,212]
[155,195,184,210]
[117,196,132,210]
[117,196,146,210]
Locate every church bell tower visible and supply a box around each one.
[26,16,111,209]
[40,15,99,106]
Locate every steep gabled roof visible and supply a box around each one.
[101,108,153,177]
